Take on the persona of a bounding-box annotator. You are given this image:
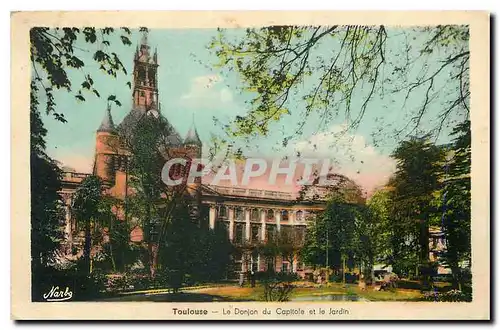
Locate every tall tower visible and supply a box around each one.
[94,103,117,187]
[183,117,203,222]
[132,30,159,113]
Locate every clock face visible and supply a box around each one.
[148,110,159,118]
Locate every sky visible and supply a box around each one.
[39,28,466,195]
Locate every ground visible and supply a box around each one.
[100,282,425,302]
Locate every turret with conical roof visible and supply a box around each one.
[94,103,118,187]
[184,116,202,148]
[97,103,115,133]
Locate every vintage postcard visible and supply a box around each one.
[11,11,490,320]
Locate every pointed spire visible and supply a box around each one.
[98,103,115,133]
[184,114,202,147]
[134,45,139,60]
[153,47,158,64]
[141,29,149,46]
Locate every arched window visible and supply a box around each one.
[296,210,304,222]
[251,209,260,222]
[148,68,155,85]
[266,209,275,222]
[218,206,227,219]
[235,207,244,221]
[137,67,146,82]
[281,210,289,221]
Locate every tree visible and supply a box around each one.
[30,79,67,300]
[258,226,305,273]
[30,27,135,123]
[258,271,299,302]
[440,120,471,289]
[118,111,197,278]
[193,221,234,283]
[29,27,135,290]
[72,175,105,274]
[388,137,445,287]
[366,189,394,270]
[297,173,366,204]
[301,197,359,283]
[208,26,469,155]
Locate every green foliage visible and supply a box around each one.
[71,175,105,274]
[30,27,134,122]
[192,222,234,283]
[156,203,233,290]
[209,26,469,149]
[440,120,471,288]
[258,225,305,266]
[366,190,393,265]
[422,289,472,302]
[30,79,66,300]
[301,200,360,269]
[387,137,445,281]
[72,176,104,223]
[257,270,299,302]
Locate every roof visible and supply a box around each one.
[97,104,115,133]
[184,122,202,146]
[117,107,183,147]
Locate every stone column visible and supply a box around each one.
[290,210,295,225]
[228,207,234,241]
[242,252,248,273]
[64,202,72,252]
[209,205,216,229]
[293,253,298,273]
[259,253,266,272]
[260,209,266,242]
[276,209,281,232]
[245,208,251,241]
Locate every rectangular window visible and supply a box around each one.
[266,225,276,242]
[267,258,275,272]
[218,206,227,220]
[233,251,243,273]
[251,209,260,222]
[251,251,259,272]
[235,223,245,244]
[251,224,260,242]
[266,210,275,222]
[281,262,289,273]
[235,208,245,221]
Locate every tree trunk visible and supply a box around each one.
[419,218,430,290]
[109,215,116,272]
[342,256,346,286]
[109,243,116,272]
[148,242,157,278]
[83,218,92,274]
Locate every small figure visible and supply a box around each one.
[250,270,256,288]
[317,275,323,287]
[238,272,245,287]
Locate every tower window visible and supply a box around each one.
[140,91,145,97]
[137,67,146,81]
[148,68,155,85]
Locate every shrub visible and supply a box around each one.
[32,265,107,301]
[422,289,472,302]
[258,271,299,302]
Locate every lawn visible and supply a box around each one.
[192,282,423,302]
